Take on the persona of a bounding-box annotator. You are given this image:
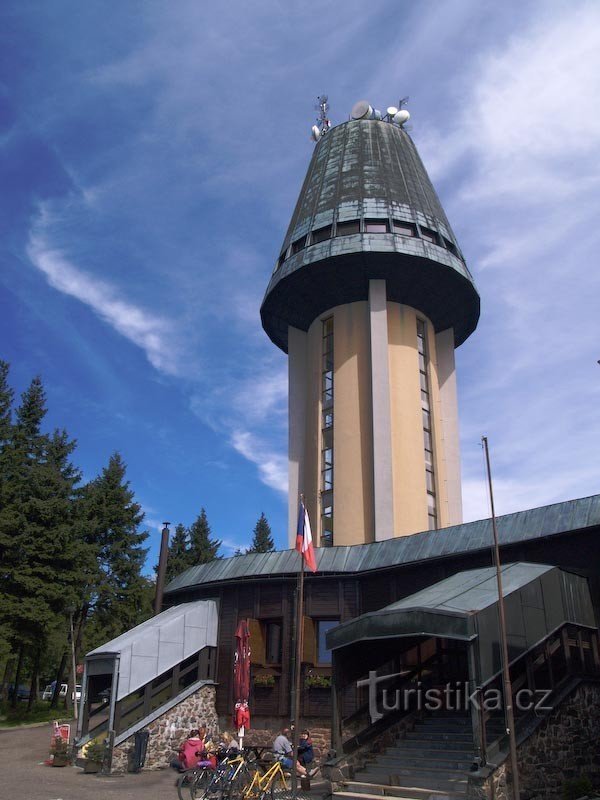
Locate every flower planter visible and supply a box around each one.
[84,760,102,774]
[52,755,68,767]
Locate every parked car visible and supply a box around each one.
[5,684,30,701]
[41,682,81,702]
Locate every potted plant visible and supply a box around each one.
[84,739,106,774]
[253,673,276,688]
[305,674,331,689]
[50,736,70,767]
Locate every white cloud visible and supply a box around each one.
[230,429,287,495]
[27,220,181,377]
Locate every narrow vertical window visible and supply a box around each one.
[417,319,437,530]
[321,317,334,547]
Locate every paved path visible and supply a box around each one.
[0,722,175,800]
[0,723,328,800]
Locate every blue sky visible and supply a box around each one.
[2,0,599,569]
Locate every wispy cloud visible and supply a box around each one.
[230,429,287,495]
[27,210,182,377]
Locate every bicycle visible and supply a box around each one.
[192,751,253,800]
[177,766,212,800]
[242,758,289,800]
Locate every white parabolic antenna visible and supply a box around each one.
[387,106,398,117]
[393,109,410,126]
[351,100,372,120]
[311,125,321,142]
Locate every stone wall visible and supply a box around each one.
[468,682,600,800]
[111,683,218,773]
[241,723,331,761]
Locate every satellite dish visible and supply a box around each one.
[311,125,321,142]
[351,100,372,120]
[387,106,398,117]
[393,109,410,126]
[372,109,383,120]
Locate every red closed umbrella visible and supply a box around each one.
[233,619,251,746]
[233,619,251,702]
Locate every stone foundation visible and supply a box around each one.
[468,682,600,800]
[111,683,218,773]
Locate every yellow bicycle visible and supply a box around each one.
[242,759,289,800]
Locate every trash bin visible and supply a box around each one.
[132,730,149,772]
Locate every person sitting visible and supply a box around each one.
[298,730,314,768]
[171,729,207,771]
[219,732,240,752]
[272,727,316,777]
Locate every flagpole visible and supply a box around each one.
[482,436,520,800]
[292,497,306,800]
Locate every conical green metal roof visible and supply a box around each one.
[261,119,479,352]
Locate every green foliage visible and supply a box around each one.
[247,513,274,553]
[165,523,190,583]
[563,775,593,800]
[253,673,275,687]
[305,674,331,688]
[0,360,154,714]
[78,453,150,649]
[189,508,222,565]
[0,700,67,728]
[85,739,107,763]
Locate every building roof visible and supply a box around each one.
[260,119,480,351]
[86,600,218,700]
[164,494,600,595]
[325,563,596,682]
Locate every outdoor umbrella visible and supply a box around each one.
[233,619,251,747]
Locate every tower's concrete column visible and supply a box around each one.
[288,326,307,542]
[435,328,463,525]
[368,280,395,541]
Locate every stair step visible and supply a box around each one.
[376,755,473,771]
[405,732,473,742]
[341,783,465,799]
[335,791,464,800]
[356,769,468,790]
[392,740,473,752]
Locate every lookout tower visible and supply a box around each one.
[261,100,480,547]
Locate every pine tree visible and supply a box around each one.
[189,508,221,564]
[0,378,84,705]
[0,361,12,447]
[247,512,275,553]
[165,523,190,582]
[79,453,150,649]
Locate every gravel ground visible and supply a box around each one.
[0,721,178,800]
[0,723,327,800]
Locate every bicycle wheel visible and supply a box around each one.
[267,771,291,800]
[190,768,216,800]
[226,763,253,800]
[177,768,208,800]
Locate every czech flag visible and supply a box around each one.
[296,498,317,573]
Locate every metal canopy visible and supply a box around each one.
[164,494,600,595]
[86,600,218,700]
[325,563,596,682]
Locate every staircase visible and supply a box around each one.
[334,714,480,800]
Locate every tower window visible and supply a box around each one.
[443,237,459,257]
[321,317,334,547]
[420,227,439,245]
[337,220,360,236]
[393,220,417,237]
[417,319,437,530]
[291,235,307,254]
[364,219,390,233]
[312,225,333,244]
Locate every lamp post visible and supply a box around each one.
[154,522,171,615]
[67,606,78,721]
